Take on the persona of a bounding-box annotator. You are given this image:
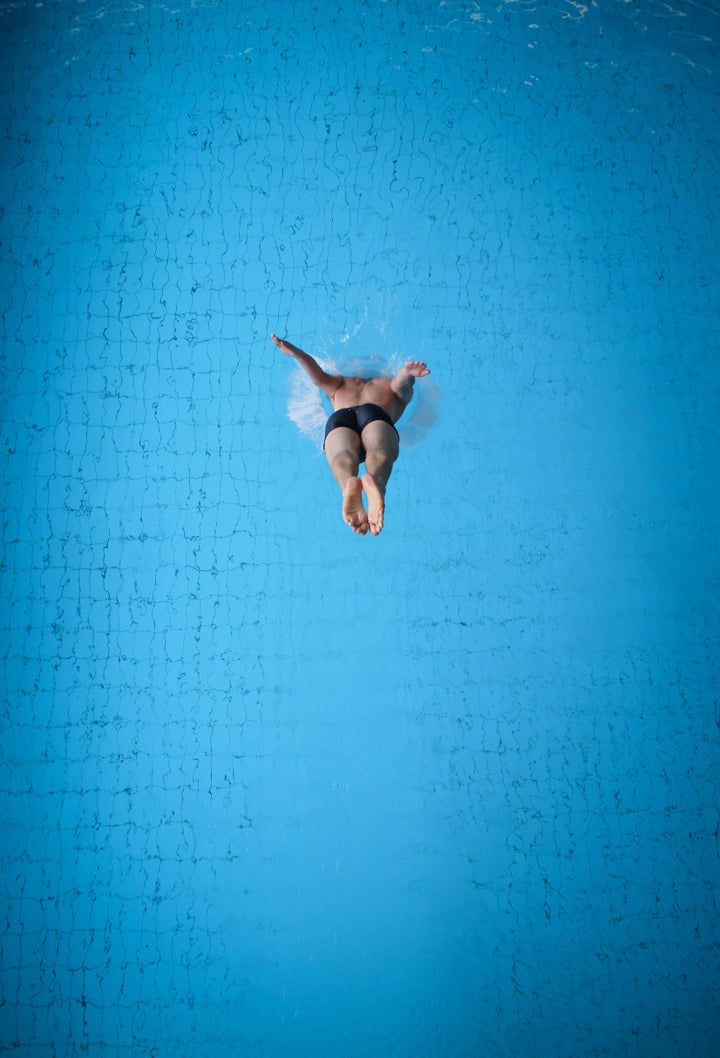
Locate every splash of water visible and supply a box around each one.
[286,356,338,449]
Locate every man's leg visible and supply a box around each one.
[359,420,400,536]
[324,426,368,534]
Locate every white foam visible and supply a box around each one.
[286,357,338,450]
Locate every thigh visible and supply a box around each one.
[360,419,399,457]
[324,425,362,460]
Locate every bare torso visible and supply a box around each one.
[330,376,408,423]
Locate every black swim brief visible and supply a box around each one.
[323,402,399,463]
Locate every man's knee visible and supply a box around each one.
[327,445,360,469]
[364,443,398,467]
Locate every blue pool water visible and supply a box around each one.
[1,1,719,1055]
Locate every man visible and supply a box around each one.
[272,334,430,536]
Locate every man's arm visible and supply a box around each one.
[271,334,341,397]
[390,360,431,404]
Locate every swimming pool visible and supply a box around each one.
[1,0,718,1054]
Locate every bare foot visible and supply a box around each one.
[342,478,369,534]
[361,473,385,536]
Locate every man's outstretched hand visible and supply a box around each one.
[402,360,431,377]
[271,333,294,355]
